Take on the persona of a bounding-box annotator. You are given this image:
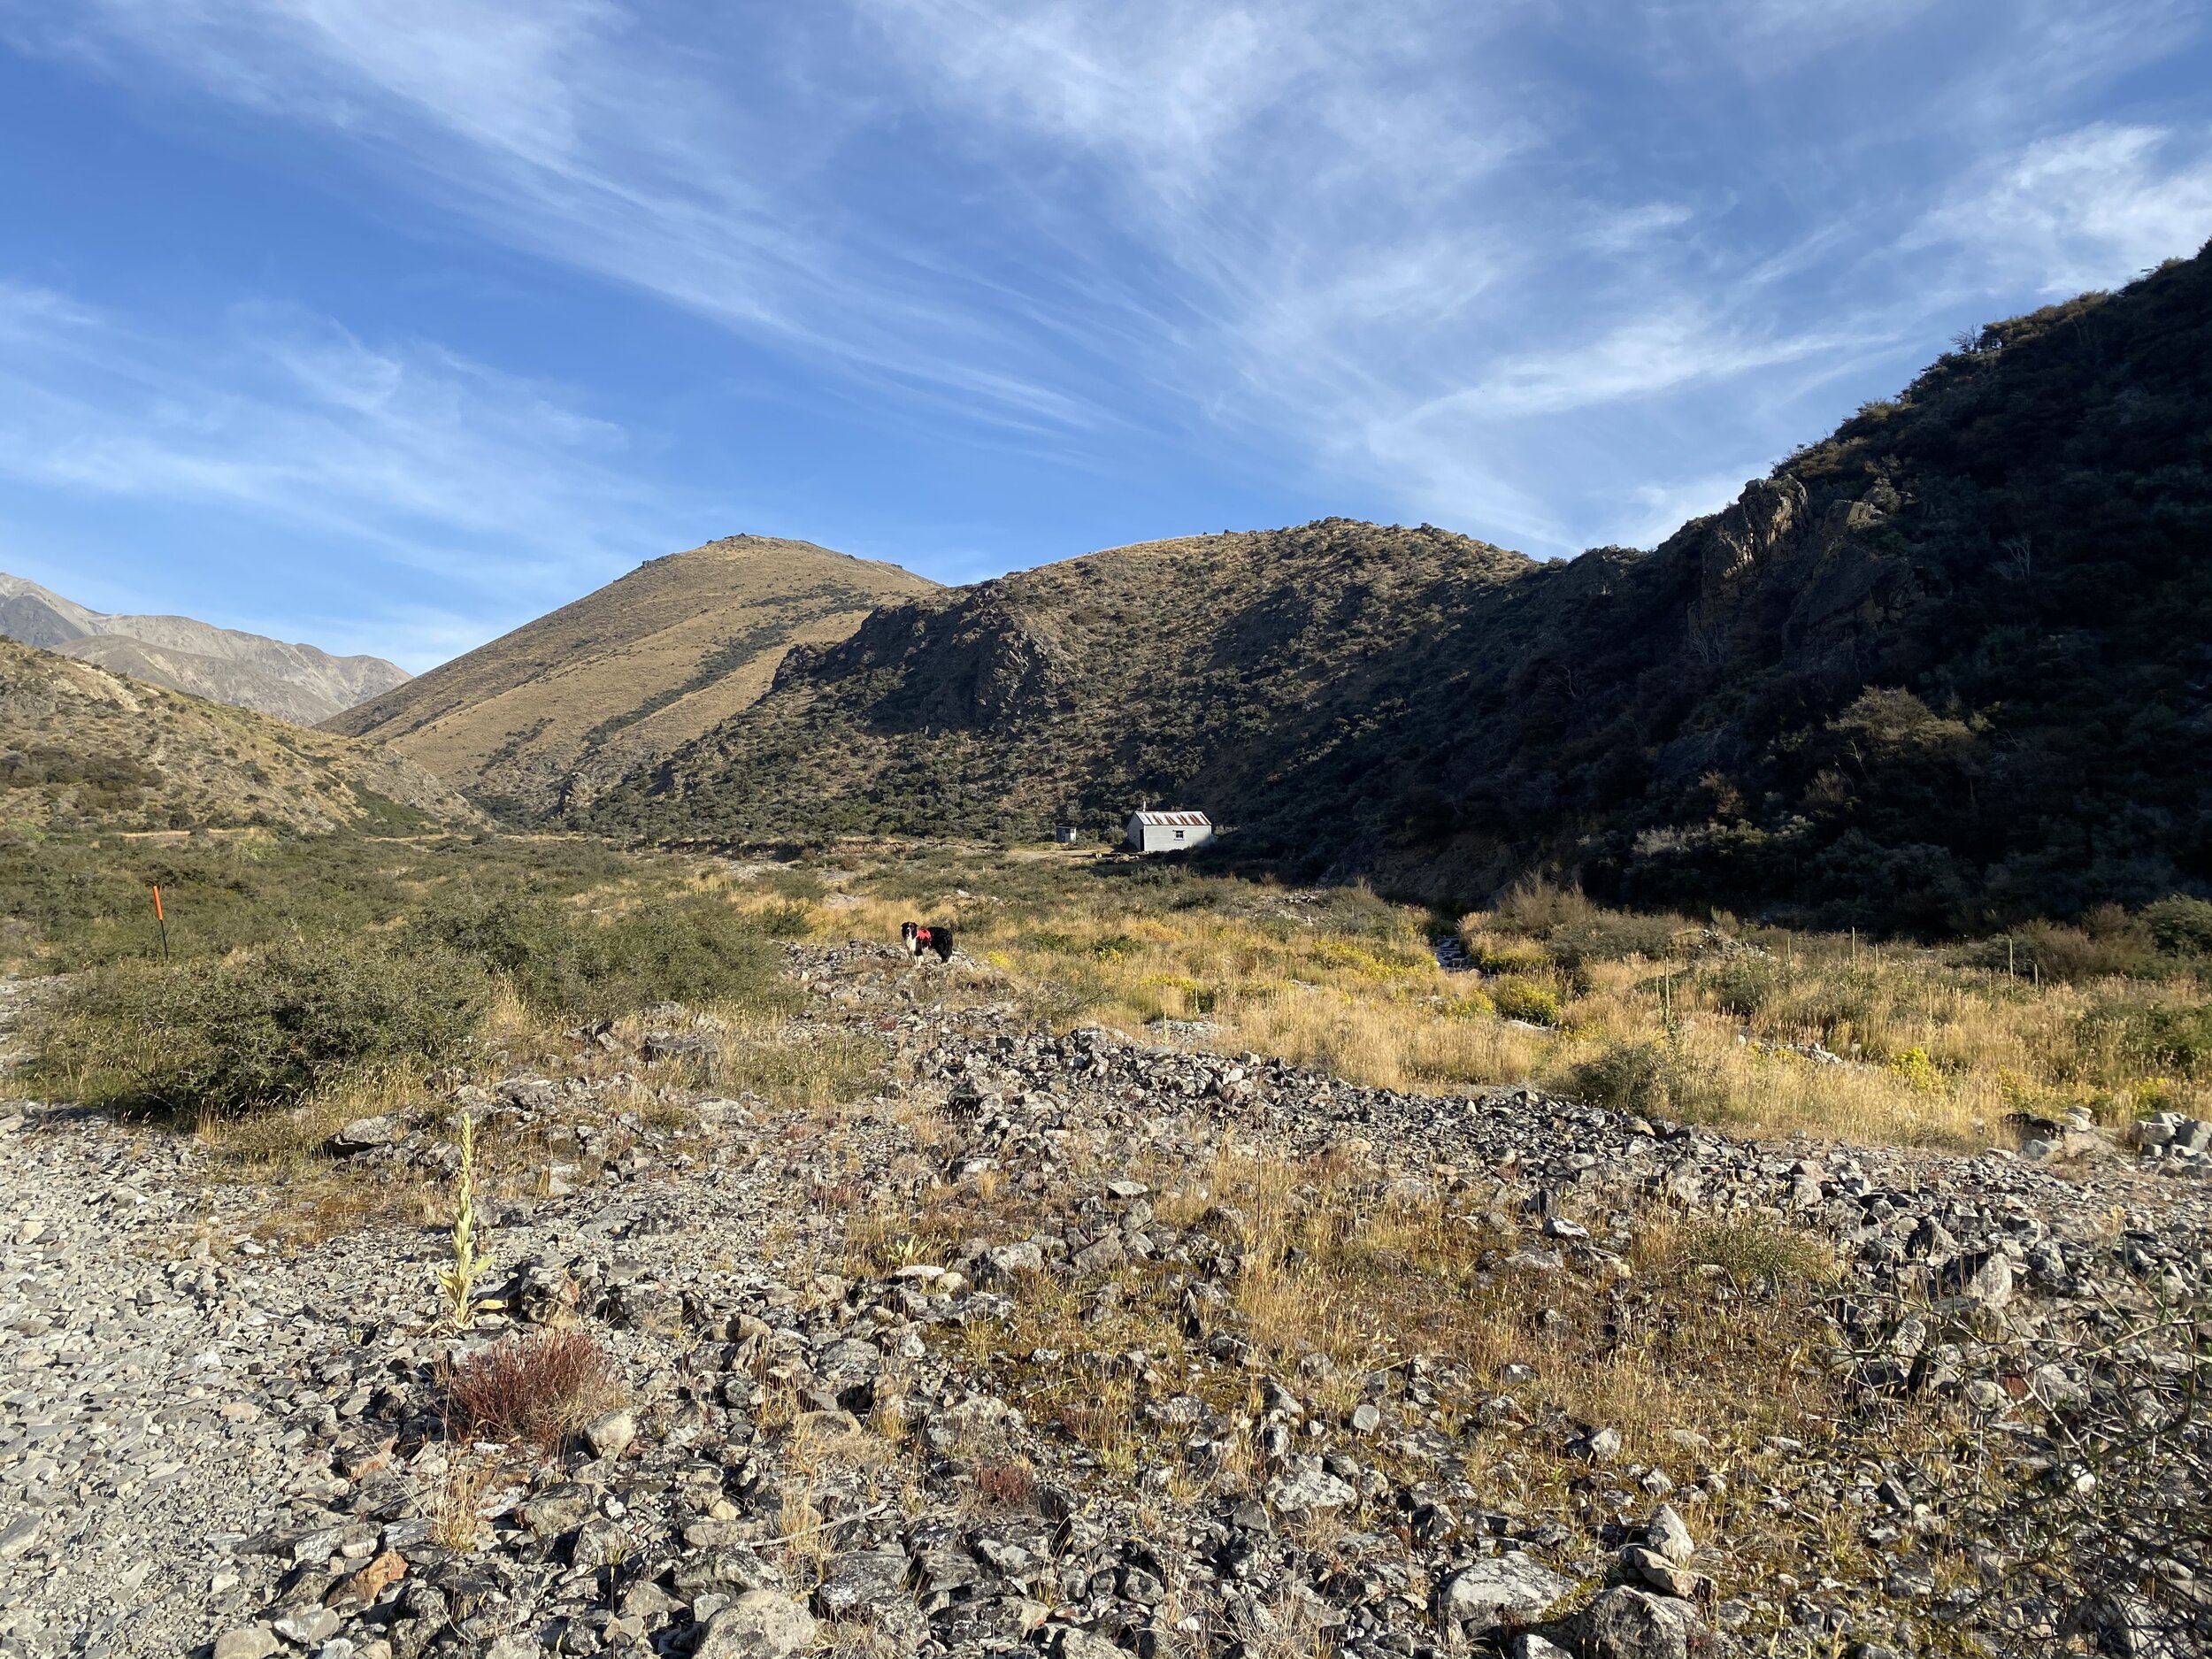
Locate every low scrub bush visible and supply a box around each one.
[2145,894,2212,958]
[1491,975,1562,1025]
[1563,1038,1721,1118]
[1541,910,1686,969]
[2005,910,2157,981]
[2090,999,2212,1077]
[1678,1217,1832,1290]
[420,890,784,1021]
[1704,958,1776,1018]
[446,1330,623,1449]
[35,935,488,1116]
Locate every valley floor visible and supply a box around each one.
[1,944,2207,1659]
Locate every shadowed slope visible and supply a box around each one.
[592,243,2212,930]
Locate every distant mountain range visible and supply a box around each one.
[0,573,409,726]
[322,536,936,818]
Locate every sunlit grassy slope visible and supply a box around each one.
[724,842,2212,1150]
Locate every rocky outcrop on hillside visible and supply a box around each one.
[2,949,2205,1659]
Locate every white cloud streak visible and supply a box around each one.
[3,0,2209,566]
[1913,123,2212,294]
[0,280,684,664]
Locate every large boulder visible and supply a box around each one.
[1578,1587,1724,1659]
[1432,1554,1578,1631]
[694,1590,818,1659]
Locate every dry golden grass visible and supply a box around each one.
[724,849,2212,1152]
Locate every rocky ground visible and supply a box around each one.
[1,948,2207,1659]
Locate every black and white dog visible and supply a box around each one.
[900,920,956,963]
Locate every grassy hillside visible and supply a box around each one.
[0,639,476,835]
[591,242,2212,932]
[326,535,938,818]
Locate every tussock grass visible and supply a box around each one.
[852,1122,1961,1627]
[726,849,2212,1150]
[445,1329,624,1449]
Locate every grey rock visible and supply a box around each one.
[1647,1502,1695,1563]
[328,1116,400,1155]
[212,1631,280,1659]
[673,1548,774,1595]
[1434,1554,1577,1628]
[693,1591,818,1658]
[1265,1462,1358,1514]
[0,1512,40,1560]
[1050,1624,1127,1659]
[812,1547,911,1620]
[1578,1425,1624,1463]
[273,1607,342,1646]
[981,1240,1047,1281]
[1940,1249,2015,1310]
[518,1483,594,1538]
[583,1409,635,1459]
[1579,1586,1716,1659]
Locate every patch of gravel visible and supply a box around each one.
[0,943,2203,1659]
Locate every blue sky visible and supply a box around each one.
[1,2,2208,671]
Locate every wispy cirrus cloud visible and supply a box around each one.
[2,0,2209,585]
[1912,123,2212,295]
[0,280,685,664]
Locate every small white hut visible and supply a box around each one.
[1125,809,1212,853]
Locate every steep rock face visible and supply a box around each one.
[0,573,408,725]
[600,242,2212,929]
[327,536,938,819]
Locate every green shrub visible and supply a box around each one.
[1704,959,1775,1018]
[750,901,814,939]
[2091,1001,2212,1077]
[420,890,783,1022]
[1564,1039,1669,1114]
[1680,1217,1832,1290]
[1466,939,1550,975]
[1562,1038,1721,1119]
[2005,910,2157,981]
[36,935,489,1115]
[1492,975,1562,1025]
[1541,911,1687,969]
[2146,895,2212,958]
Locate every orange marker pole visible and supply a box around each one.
[151,884,169,962]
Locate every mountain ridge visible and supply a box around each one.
[584,241,2212,931]
[323,535,940,818]
[0,572,409,726]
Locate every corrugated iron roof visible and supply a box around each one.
[1130,810,1210,826]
